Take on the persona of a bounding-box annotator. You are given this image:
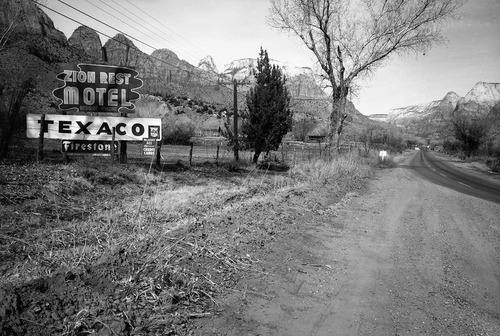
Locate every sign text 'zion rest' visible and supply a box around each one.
[52,64,142,113]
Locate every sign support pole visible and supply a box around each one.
[37,114,45,162]
[111,127,116,163]
[233,80,239,161]
[155,140,161,168]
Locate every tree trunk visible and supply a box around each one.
[329,90,348,154]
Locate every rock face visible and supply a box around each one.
[385,83,500,138]
[368,114,388,123]
[222,58,326,98]
[0,0,94,101]
[0,0,66,44]
[455,82,500,116]
[68,26,103,61]
[198,56,218,74]
[387,91,459,124]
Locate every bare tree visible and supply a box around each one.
[0,2,23,51]
[269,0,465,152]
[451,115,490,159]
[0,0,48,51]
[292,117,317,141]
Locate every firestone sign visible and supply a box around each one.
[52,64,142,113]
[61,140,118,154]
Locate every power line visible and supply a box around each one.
[112,0,206,60]
[38,3,228,90]
[84,0,203,64]
[56,0,158,53]
[123,0,210,60]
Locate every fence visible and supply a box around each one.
[16,138,366,166]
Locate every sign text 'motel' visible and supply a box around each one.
[26,114,161,141]
[52,64,142,113]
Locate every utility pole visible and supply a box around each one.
[233,79,239,161]
[219,78,251,161]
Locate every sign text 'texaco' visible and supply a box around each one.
[26,114,161,141]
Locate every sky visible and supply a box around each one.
[40,0,500,115]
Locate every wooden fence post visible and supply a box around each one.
[189,143,194,166]
[216,145,220,166]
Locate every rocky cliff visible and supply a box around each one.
[387,91,460,125]
[0,0,91,65]
[0,0,66,44]
[222,58,326,99]
[68,26,103,61]
[0,0,97,113]
[198,56,218,74]
[454,82,500,116]
[385,83,500,138]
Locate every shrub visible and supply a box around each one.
[377,155,397,168]
[163,117,196,145]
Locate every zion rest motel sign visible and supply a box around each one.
[27,64,162,147]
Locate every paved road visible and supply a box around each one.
[409,150,500,204]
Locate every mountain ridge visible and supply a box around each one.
[369,82,500,138]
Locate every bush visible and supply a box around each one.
[163,117,196,145]
[377,155,397,168]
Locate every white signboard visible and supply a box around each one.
[27,114,161,141]
[379,150,388,161]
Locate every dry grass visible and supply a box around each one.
[1,153,373,285]
[0,153,375,334]
[289,152,373,188]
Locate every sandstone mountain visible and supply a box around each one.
[377,82,500,139]
[68,26,103,61]
[222,58,326,99]
[454,82,500,116]
[198,56,218,74]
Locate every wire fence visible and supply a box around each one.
[15,137,367,167]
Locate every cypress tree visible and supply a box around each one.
[243,48,292,164]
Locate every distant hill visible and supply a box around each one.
[379,82,500,139]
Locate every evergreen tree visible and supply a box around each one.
[243,48,292,164]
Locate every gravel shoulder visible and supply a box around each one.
[194,151,500,335]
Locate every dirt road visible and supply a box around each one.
[196,152,500,335]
